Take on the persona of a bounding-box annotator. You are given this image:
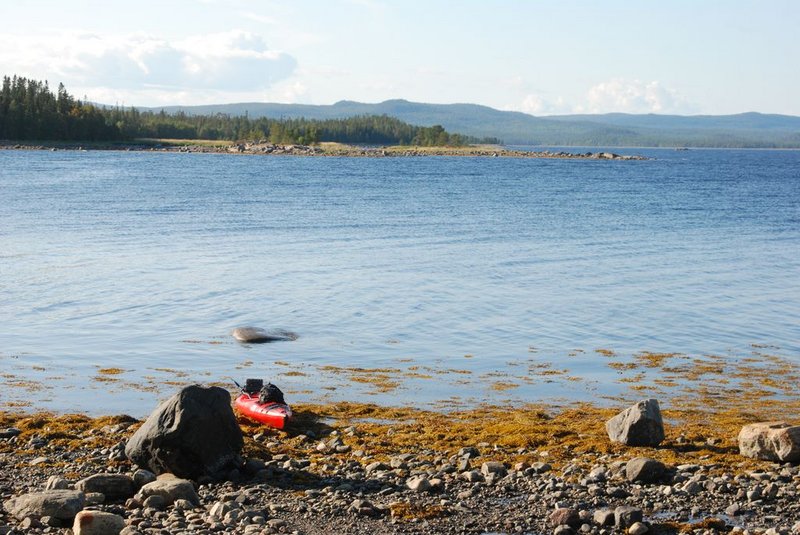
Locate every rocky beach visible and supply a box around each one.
[0,140,647,160]
[2,388,799,535]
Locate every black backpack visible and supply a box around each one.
[259,382,285,405]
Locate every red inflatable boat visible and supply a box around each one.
[235,393,293,430]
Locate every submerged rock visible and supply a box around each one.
[606,399,665,446]
[738,421,800,462]
[124,385,243,480]
[231,326,298,343]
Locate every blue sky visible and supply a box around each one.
[1,0,798,115]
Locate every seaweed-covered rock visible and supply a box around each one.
[124,385,243,480]
[738,421,800,462]
[606,399,664,447]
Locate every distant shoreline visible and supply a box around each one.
[0,140,647,160]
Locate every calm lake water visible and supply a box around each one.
[1,148,799,415]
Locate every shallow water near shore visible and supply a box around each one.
[1,148,799,415]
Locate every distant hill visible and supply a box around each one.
[144,100,800,148]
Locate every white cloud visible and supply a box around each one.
[240,11,279,25]
[509,79,697,116]
[579,78,693,114]
[345,0,386,11]
[517,94,570,115]
[265,80,309,103]
[0,29,296,97]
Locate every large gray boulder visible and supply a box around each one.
[606,399,665,447]
[3,489,85,521]
[738,421,800,462]
[125,385,244,480]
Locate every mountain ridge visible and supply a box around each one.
[140,99,800,147]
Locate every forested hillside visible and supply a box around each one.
[0,76,485,146]
[154,99,800,148]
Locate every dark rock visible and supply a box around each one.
[231,326,298,343]
[76,474,136,501]
[20,517,40,530]
[458,446,480,459]
[606,399,665,446]
[614,505,643,528]
[549,508,580,527]
[124,385,244,480]
[0,427,21,439]
[625,457,666,483]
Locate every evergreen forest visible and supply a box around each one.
[0,76,486,146]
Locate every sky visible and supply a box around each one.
[1,0,798,116]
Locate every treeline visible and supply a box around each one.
[0,76,120,141]
[0,76,490,146]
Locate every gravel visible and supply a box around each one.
[2,420,799,535]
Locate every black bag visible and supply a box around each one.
[259,382,285,405]
[244,378,264,394]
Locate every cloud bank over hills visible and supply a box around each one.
[0,30,296,105]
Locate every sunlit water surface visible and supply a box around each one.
[1,148,798,415]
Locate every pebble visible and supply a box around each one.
[628,521,649,535]
[406,475,431,492]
